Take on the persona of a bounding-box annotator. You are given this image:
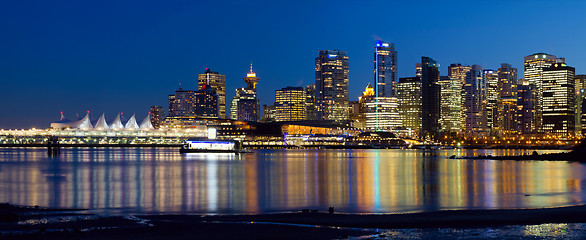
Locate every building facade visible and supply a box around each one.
[421,57,441,139]
[484,69,498,133]
[397,77,422,137]
[517,80,537,134]
[150,105,165,129]
[463,65,487,135]
[542,63,576,136]
[315,50,349,121]
[439,76,462,134]
[374,40,397,97]
[305,84,317,121]
[275,86,306,121]
[364,97,401,132]
[198,68,226,118]
[524,53,557,132]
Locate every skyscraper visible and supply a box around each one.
[463,65,487,135]
[484,69,498,132]
[374,41,397,97]
[517,80,537,134]
[305,84,317,121]
[497,63,518,135]
[230,65,260,121]
[397,77,422,137]
[524,53,557,132]
[542,62,576,136]
[421,57,441,139]
[198,68,226,118]
[275,86,306,121]
[439,76,462,134]
[315,50,349,122]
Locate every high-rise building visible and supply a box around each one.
[497,98,518,135]
[315,50,349,121]
[448,63,472,83]
[439,76,462,134]
[364,97,401,132]
[576,75,586,135]
[305,84,317,121]
[484,69,498,132]
[463,65,487,135]
[150,106,165,129]
[498,63,518,98]
[168,85,219,119]
[198,68,226,118]
[524,53,557,132]
[230,65,260,121]
[421,57,441,139]
[397,77,422,137]
[415,63,422,77]
[275,86,306,121]
[168,88,196,117]
[194,84,219,118]
[517,80,537,134]
[542,62,576,136]
[496,64,518,135]
[374,41,397,97]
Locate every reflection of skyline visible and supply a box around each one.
[0,148,584,214]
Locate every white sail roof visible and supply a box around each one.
[139,113,154,130]
[109,113,124,130]
[94,113,110,130]
[124,113,139,130]
[69,112,93,130]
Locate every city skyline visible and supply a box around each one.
[2,1,586,128]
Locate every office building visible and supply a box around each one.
[198,68,226,118]
[439,76,462,134]
[397,77,422,137]
[168,85,219,118]
[517,80,537,134]
[542,63,576,136]
[463,65,487,135]
[421,57,441,139]
[150,106,165,129]
[364,97,401,132]
[315,50,349,121]
[415,63,422,77]
[497,64,518,135]
[194,84,219,118]
[168,88,196,117]
[275,86,306,121]
[524,53,558,132]
[374,40,397,97]
[484,69,498,132]
[305,84,317,121]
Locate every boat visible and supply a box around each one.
[180,138,249,153]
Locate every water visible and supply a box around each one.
[0,147,583,215]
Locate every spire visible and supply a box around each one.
[247,62,257,78]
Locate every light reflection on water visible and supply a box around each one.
[0,147,583,215]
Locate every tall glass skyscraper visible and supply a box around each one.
[463,65,487,134]
[374,41,397,97]
[542,63,576,136]
[315,50,349,121]
[421,57,440,139]
[524,53,557,132]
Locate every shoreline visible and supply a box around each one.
[5,204,586,239]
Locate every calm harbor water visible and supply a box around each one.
[0,147,583,215]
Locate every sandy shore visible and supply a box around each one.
[4,204,586,239]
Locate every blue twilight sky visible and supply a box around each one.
[1,0,585,129]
